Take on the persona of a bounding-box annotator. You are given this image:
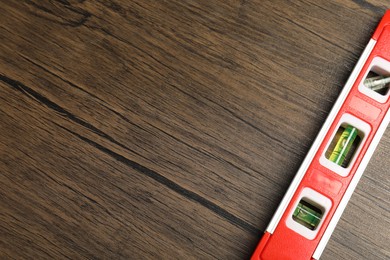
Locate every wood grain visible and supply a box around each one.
[0,0,389,259]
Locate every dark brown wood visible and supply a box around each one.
[0,0,389,259]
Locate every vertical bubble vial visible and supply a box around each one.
[328,125,359,167]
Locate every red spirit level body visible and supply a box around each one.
[251,11,390,260]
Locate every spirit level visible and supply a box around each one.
[251,11,390,260]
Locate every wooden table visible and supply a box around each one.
[1,1,389,259]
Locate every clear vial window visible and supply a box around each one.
[292,198,324,231]
[325,124,362,168]
[364,69,390,96]
[359,57,390,103]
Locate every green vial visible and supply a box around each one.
[329,125,358,166]
[293,200,323,230]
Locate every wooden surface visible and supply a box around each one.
[1,1,389,259]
